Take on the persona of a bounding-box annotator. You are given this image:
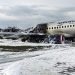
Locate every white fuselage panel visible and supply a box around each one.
[47,23,75,37]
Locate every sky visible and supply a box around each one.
[0,0,75,29]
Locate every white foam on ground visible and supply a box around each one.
[0,44,74,75]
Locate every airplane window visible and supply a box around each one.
[65,26,66,28]
[67,25,69,27]
[73,25,75,27]
[70,25,72,27]
[54,27,56,29]
[47,28,48,29]
[62,26,63,28]
[57,27,58,29]
[59,26,61,28]
[52,27,53,29]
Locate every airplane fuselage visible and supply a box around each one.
[46,22,75,37]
